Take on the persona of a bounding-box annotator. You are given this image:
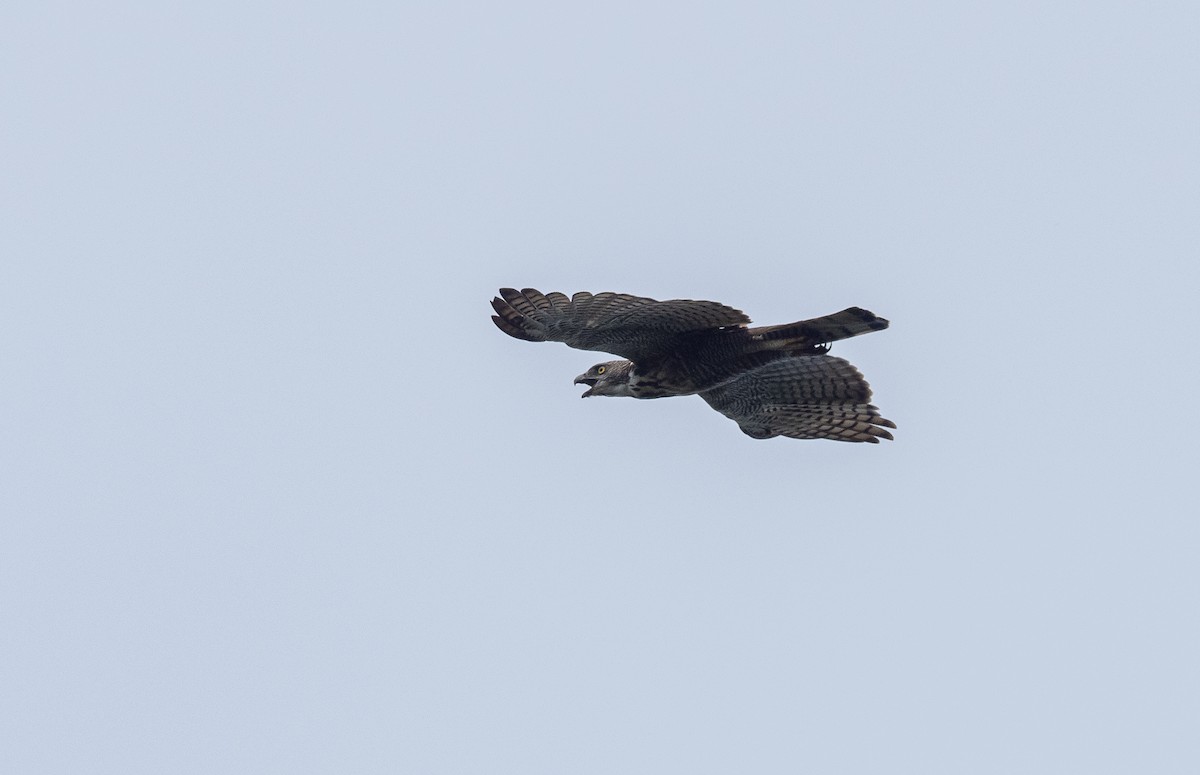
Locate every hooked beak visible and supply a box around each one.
[574,373,596,398]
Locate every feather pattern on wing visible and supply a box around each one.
[491,287,751,362]
[699,355,896,442]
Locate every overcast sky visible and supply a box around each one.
[3,2,1198,773]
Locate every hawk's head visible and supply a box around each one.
[574,360,634,398]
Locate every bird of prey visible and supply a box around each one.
[490,288,895,442]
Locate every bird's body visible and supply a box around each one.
[490,288,895,442]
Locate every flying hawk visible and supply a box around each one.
[490,288,895,442]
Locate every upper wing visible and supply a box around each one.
[491,288,751,362]
[699,355,895,442]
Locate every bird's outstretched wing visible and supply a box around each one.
[700,355,896,442]
[491,287,751,362]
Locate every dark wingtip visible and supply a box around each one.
[491,313,537,340]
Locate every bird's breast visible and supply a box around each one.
[628,362,700,398]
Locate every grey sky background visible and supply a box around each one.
[3,2,1198,773]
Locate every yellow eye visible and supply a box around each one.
[596,365,606,375]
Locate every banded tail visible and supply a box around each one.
[748,307,888,353]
